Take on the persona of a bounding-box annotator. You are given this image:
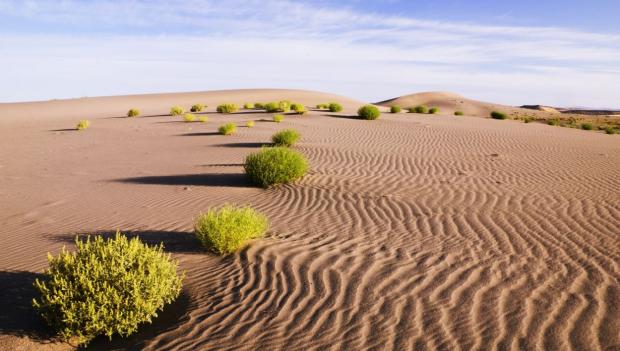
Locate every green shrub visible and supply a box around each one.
[581,123,594,130]
[218,123,236,135]
[548,119,560,126]
[272,129,300,147]
[190,104,205,112]
[523,117,533,123]
[428,107,439,114]
[198,116,208,123]
[390,106,401,113]
[183,113,196,122]
[408,105,427,113]
[273,114,284,123]
[291,103,306,114]
[127,108,140,117]
[255,102,265,109]
[357,105,381,120]
[244,147,308,187]
[170,106,184,116]
[32,232,183,345]
[264,102,280,113]
[76,120,90,130]
[454,111,464,116]
[278,100,291,113]
[604,127,616,134]
[217,103,238,114]
[490,111,507,120]
[328,102,343,112]
[246,120,255,128]
[244,103,255,109]
[194,205,268,254]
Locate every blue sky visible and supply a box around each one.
[1,0,619,107]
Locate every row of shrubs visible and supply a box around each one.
[389,105,440,114]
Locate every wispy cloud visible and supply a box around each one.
[0,0,618,107]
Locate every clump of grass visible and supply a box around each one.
[454,111,464,116]
[523,116,533,123]
[357,105,381,120]
[604,127,616,134]
[190,104,205,112]
[428,107,439,114]
[264,102,280,113]
[490,111,507,120]
[390,106,401,113]
[246,120,255,128]
[217,103,238,114]
[548,118,560,126]
[76,120,90,130]
[328,102,343,112]
[127,108,140,117]
[198,116,208,123]
[316,103,329,109]
[272,129,300,147]
[183,113,196,122]
[273,114,284,123]
[255,102,265,109]
[581,123,594,130]
[218,123,236,135]
[244,103,255,109]
[244,147,309,187]
[33,232,183,346]
[408,105,427,114]
[170,106,184,116]
[194,204,269,255]
[291,103,306,114]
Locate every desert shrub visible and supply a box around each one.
[194,204,268,254]
[316,103,329,109]
[76,120,90,130]
[32,232,183,345]
[278,100,291,112]
[217,103,238,114]
[291,103,306,114]
[523,117,533,123]
[390,106,401,113]
[255,102,265,109]
[170,106,184,116]
[454,111,464,116]
[244,103,255,109]
[273,114,284,123]
[548,119,560,126]
[246,120,255,128]
[218,123,236,135]
[272,129,300,147]
[357,105,381,120]
[190,104,205,112]
[428,107,439,114]
[264,102,280,112]
[604,127,616,134]
[127,108,140,117]
[198,116,208,123]
[490,111,507,120]
[244,147,308,187]
[408,105,427,113]
[581,123,594,130]
[328,102,343,112]
[183,113,196,122]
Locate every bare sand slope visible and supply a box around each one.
[0,90,619,350]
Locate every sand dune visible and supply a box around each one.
[0,89,619,350]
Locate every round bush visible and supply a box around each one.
[217,103,238,114]
[604,127,616,134]
[490,111,507,120]
[244,147,308,187]
[194,204,269,254]
[127,108,140,117]
[272,129,300,147]
[328,102,343,112]
[428,107,439,114]
[183,113,196,122]
[278,100,291,113]
[390,106,401,113]
[246,120,255,128]
[218,123,236,135]
[273,114,284,123]
[76,119,90,130]
[198,116,208,123]
[32,232,183,345]
[410,105,427,113]
[255,102,265,109]
[191,104,205,112]
[291,103,306,114]
[244,102,255,109]
[454,111,464,116]
[357,105,381,120]
[170,106,184,116]
[581,123,594,130]
[548,119,560,126]
[264,102,280,113]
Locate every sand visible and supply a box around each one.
[0,89,619,350]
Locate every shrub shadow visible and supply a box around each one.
[214,142,271,148]
[116,173,252,187]
[178,132,221,136]
[106,113,170,119]
[326,114,360,120]
[201,163,244,167]
[49,128,78,132]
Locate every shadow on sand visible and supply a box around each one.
[214,142,271,148]
[177,132,221,136]
[116,173,251,188]
[326,113,361,120]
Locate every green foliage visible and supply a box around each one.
[273,114,284,123]
[291,103,306,114]
[604,127,616,134]
[244,147,308,187]
[127,108,140,117]
[278,100,291,113]
[194,204,269,254]
[523,117,533,123]
[428,107,439,114]
[217,103,238,114]
[548,119,560,126]
[328,102,343,112]
[183,113,196,122]
[357,105,381,120]
[32,232,183,345]
[76,120,90,130]
[218,123,236,135]
[316,103,329,109]
[390,106,401,113]
[244,103,255,109]
[581,123,594,130]
[170,106,184,116]
[198,116,208,123]
[190,104,205,112]
[272,129,300,147]
[246,120,255,128]
[408,105,427,113]
[454,111,464,116]
[264,102,280,113]
[490,111,507,120]
[254,102,265,109]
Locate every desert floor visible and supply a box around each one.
[0,90,618,350]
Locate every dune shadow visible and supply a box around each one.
[214,142,271,148]
[326,114,360,120]
[117,173,252,187]
[178,132,221,136]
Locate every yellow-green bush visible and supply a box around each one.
[244,147,308,187]
[194,205,269,254]
[218,123,236,135]
[390,106,401,113]
[216,103,238,114]
[278,100,291,112]
[198,116,208,123]
[357,105,381,120]
[183,113,196,122]
[32,232,183,346]
[272,129,300,147]
[255,102,265,109]
[244,103,255,109]
[328,102,343,112]
[246,120,255,128]
[273,114,284,123]
[191,104,205,112]
[428,107,439,114]
[409,105,427,113]
[264,102,279,112]
[170,106,184,116]
[127,108,140,117]
[291,103,306,114]
[491,111,507,120]
[76,120,90,130]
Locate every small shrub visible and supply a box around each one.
[357,105,381,120]
[278,100,291,113]
[273,114,284,123]
[76,120,90,130]
[217,103,238,114]
[127,108,140,117]
[194,205,269,254]
[328,102,343,112]
[170,106,184,116]
[244,103,255,109]
[244,147,308,187]
[454,111,464,116]
[32,232,183,345]
[316,103,329,109]
[218,123,236,135]
[291,103,306,114]
[272,129,300,147]
[548,119,560,126]
[604,127,616,134]
[581,123,594,130]
[428,107,439,114]
[255,102,265,109]
[390,106,401,113]
[198,116,208,123]
[183,113,196,122]
[490,111,507,120]
[190,104,205,112]
[264,102,280,113]
[409,105,427,113]
[246,120,255,128]
[523,117,533,123]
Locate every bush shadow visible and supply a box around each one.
[177,132,221,136]
[326,114,360,120]
[49,128,78,132]
[106,113,170,119]
[214,142,271,148]
[116,173,252,188]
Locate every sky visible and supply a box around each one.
[1,0,619,107]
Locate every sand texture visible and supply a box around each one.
[0,89,619,350]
